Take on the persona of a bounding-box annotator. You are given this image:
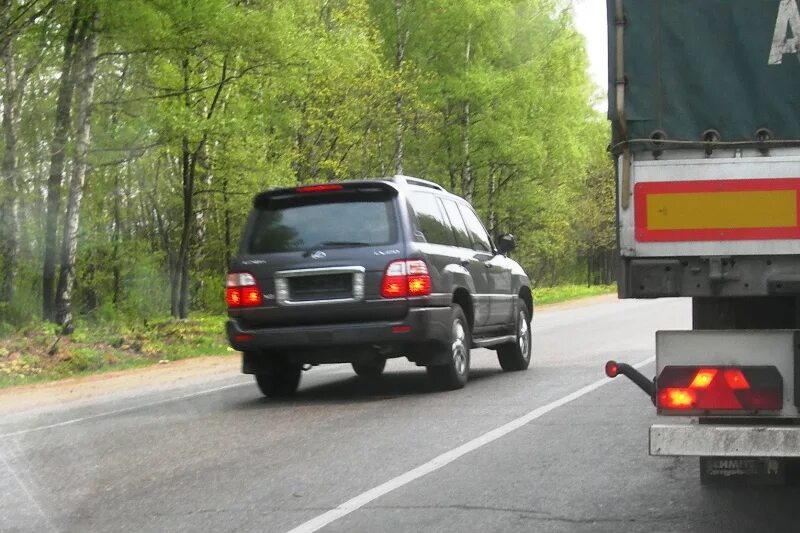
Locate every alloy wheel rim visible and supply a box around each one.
[452,320,467,375]
[518,310,530,360]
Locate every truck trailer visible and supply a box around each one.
[605,0,800,482]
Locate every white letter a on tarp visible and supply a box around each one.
[769,0,800,64]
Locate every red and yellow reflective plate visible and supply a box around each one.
[634,178,800,242]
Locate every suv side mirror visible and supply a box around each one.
[496,233,516,255]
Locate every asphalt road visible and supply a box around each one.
[4,297,800,533]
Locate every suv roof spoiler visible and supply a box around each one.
[391,175,446,192]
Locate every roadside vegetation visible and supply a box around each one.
[0,284,614,388]
[1,0,616,386]
[0,315,228,388]
[534,284,616,306]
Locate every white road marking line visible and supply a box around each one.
[0,363,357,439]
[286,356,655,533]
[0,381,250,439]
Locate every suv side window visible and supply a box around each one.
[440,198,471,249]
[409,192,455,246]
[457,204,492,252]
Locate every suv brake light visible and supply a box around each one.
[657,366,782,413]
[381,260,431,298]
[226,272,263,308]
[296,184,343,193]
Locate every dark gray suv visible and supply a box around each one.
[226,175,533,397]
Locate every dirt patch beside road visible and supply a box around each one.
[0,354,239,417]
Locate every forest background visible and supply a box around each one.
[0,0,614,345]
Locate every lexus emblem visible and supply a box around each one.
[310,250,327,259]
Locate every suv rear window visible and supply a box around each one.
[248,193,397,254]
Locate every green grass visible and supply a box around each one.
[0,315,232,388]
[534,284,616,306]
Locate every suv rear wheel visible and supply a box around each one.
[427,304,471,390]
[352,359,386,377]
[255,359,302,398]
[497,304,531,371]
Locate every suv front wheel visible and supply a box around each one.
[427,304,471,390]
[496,303,531,371]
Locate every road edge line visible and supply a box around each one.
[0,381,249,439]
[286,356,655,533]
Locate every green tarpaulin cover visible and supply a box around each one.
[608,0,800,152]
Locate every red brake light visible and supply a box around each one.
[226,272,262,308]
[226,288,242,307]
[381,260,431,298]
[296,184,343,193]
[656,366,782,413]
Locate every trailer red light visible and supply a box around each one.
[659,388,697,409]
[296,184,343,193]
[656,365,782,413]
[724,369,750,390]
[605,361,619,378]
[690,368,717,389]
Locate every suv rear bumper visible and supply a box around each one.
[227,306,452,364]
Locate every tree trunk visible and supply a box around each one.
[176,133,193,319]
[222,172,232,269]
[42,2,82,321]
[55,11,99,333]
[111,168,122,304]
[0,0,19,302]
[487,166,497,235]
[392,0,408,175]
[460,28,473,203]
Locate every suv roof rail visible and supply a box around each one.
[392,175,446,192]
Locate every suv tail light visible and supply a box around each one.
[381,260,431,298]
[226,272,263,308]
[656,366,782,413]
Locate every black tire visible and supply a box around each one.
[427,304,471,390]
[255,360,302,398]
[352,359,386,377]
[497,303,531,371]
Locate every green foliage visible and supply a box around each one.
[1,0,613,335]
[534,284,616,306]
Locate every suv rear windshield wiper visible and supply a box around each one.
[317,241,371,247]
[302,241,371,256]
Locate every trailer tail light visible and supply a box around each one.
[656,366,782,413]
[226,272,263,308]
[381,260,431,298]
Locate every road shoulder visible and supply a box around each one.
[0,294,619,415]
